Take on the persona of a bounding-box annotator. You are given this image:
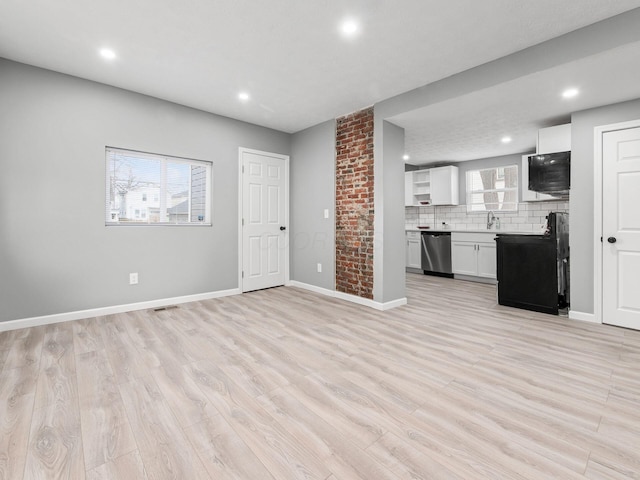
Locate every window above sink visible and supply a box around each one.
[466,165,518,213]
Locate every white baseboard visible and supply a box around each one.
[287,281,336,298]
[334,291,407,311]
[453,274,496,285]
[0,288,241,332]
[289,280,408,312]
[568,310,599,324]
[380,297,409,310]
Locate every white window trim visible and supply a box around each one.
[105,146,213,226]
[466,165,519,213]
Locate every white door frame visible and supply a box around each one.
[593,118,640,324]
[237,147,290,292]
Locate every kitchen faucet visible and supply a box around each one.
[487,210,496,229]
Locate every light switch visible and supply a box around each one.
[323,209,329,219]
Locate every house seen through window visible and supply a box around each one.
[466,165,518,213]
[105,147,212,225]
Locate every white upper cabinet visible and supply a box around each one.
[405,165,458,206]
[430,166,459,206]
[404,170,430,206]
[404,171,414,207]
[537,124,571,154]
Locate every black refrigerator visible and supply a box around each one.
[495,212,569,315]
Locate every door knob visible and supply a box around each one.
[607,236,617,243]
[280,226,286,231]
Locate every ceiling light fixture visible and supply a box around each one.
[238,92,250,102]
[501,136,512,144]
[99,48,116,60]
[403,154,410,161]
[562,88,579,99]
[340,19,359,37]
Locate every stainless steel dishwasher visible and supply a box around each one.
[421,231,453,276]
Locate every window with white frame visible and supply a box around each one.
[105,147,212,225]
[466,165,518,212]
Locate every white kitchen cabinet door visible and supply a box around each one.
[477,242,497,279]
[404,171,415,206]
[537,124,571,154]
[430,165,459,205]
[406,231,422,268]
[452,241,477,276]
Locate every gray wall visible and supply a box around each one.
[0,59,290,322]
[290,120,336,290]
[570,98,640,316]
[376,120,406,303]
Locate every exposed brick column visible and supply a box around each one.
[335,107,374,299]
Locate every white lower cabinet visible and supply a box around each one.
[406,231,422,269]
[451,241,477,276]
[476,242,497,279]
[452,232,497,280]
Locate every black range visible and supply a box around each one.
[495,212,569,315]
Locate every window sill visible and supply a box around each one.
[105,222,212,227]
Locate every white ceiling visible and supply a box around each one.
[391,40,640,163]
[1,0,640,159]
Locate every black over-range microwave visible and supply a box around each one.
[528,151,570,195]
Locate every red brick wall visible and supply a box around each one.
[335,107,374,299]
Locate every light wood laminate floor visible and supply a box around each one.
[1,273,639,479]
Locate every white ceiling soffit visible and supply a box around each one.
[1,0,640,133]
[391,40,640,164]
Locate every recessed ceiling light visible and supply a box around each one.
[562,88,579,99]
[403,154,410,161]
[238,92,250,102]
[340,19,359,37]
[99,48,116,60]
[501,136,512,144]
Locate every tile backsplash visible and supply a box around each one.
[405,201,570,233]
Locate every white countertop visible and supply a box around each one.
[406,227,543,235]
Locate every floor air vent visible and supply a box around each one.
[153,305,179,312]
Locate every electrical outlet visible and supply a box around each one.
[129,272,138,285]
[317,263,322,273]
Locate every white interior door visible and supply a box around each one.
[240,149,288,292]
[602,126,640,330]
